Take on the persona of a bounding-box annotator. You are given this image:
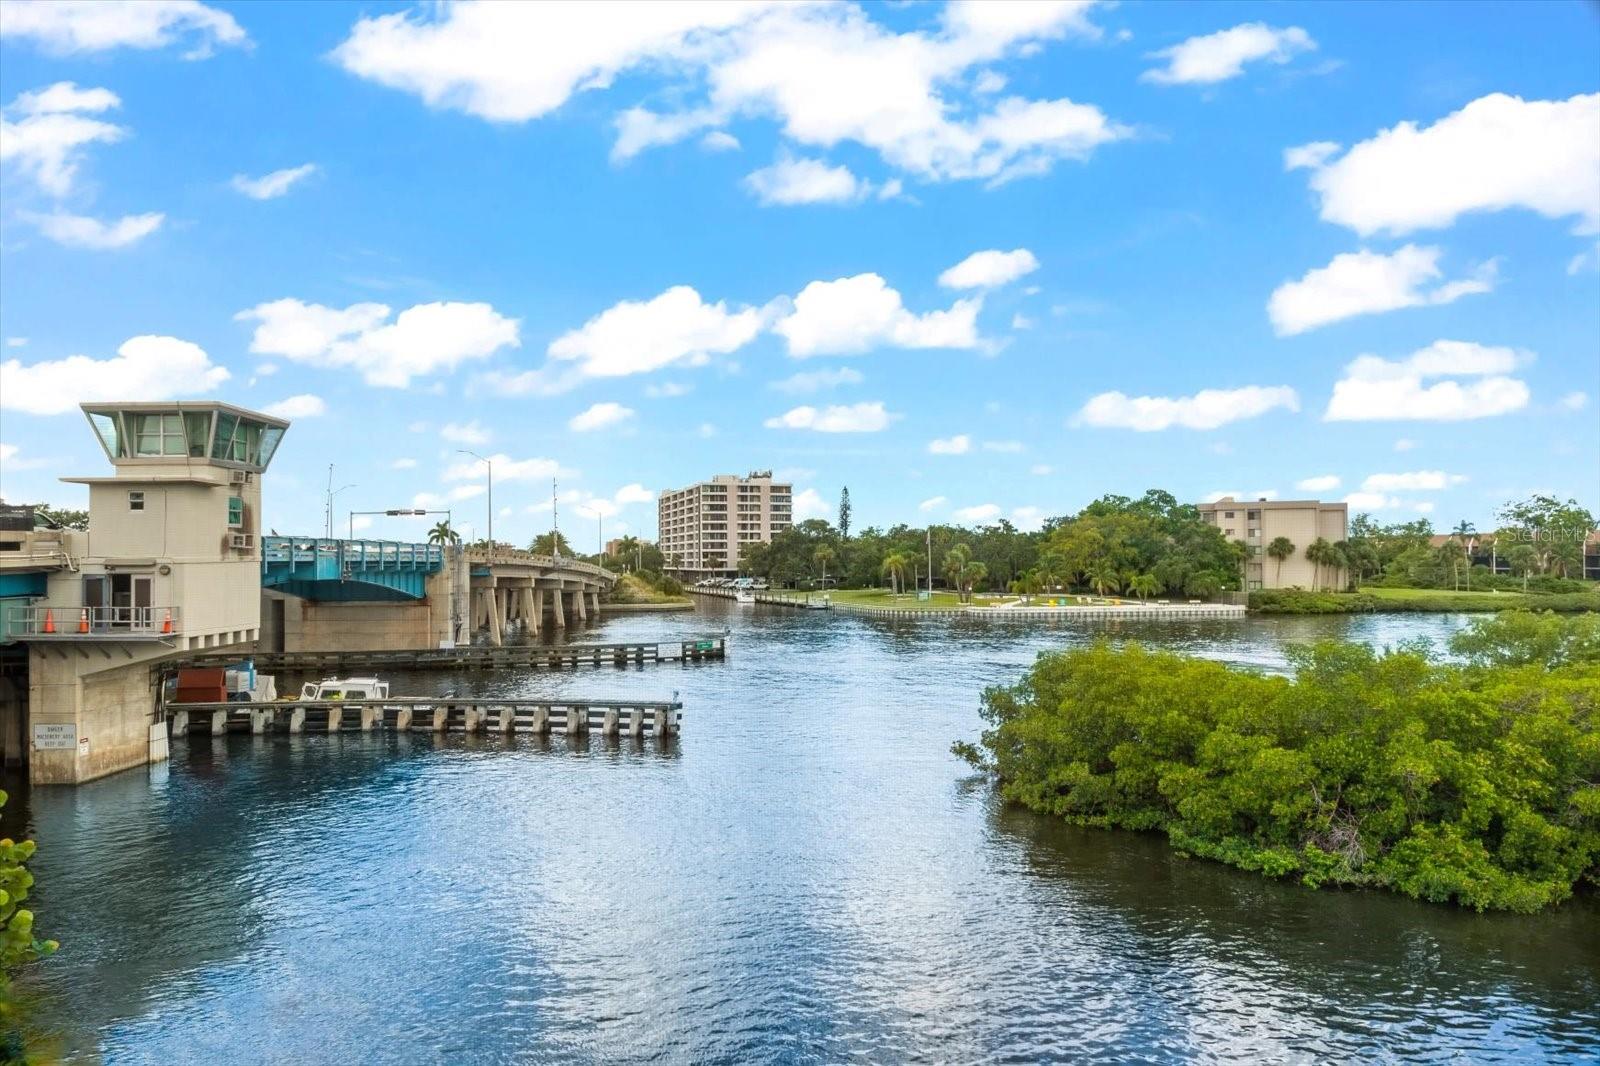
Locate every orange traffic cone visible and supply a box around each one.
[161,610,173,635]
[41,609,55,634]
[77,608,89,634]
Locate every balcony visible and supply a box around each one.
[5,605,182,641]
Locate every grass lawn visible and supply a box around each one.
[1252,586,1599,614]
[780,588,970,610]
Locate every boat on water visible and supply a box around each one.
[297,677,390,701]
[735,590,756,605]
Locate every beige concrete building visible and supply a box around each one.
[1198,496,1348,590]
[659,472,792,576]
[1,401,289,784]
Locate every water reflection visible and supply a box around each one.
[5,604,1594,1063]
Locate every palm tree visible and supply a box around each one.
[1086,559,1122,596]
[1009,569,1042,603]
[941,543,987,602]
[880,551,911,595]
[1127,572,1159,602]
[427,520,460,546]
[814,544,836,590]
[1266,536,1295,586]
[1506,543,1537,592]
[1304,537,1332,591]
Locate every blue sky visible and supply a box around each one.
[1,0,1596,547]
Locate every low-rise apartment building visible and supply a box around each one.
[659,472,792,577]
[1198,496,1348,590]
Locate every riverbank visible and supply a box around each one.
[695,587,1246,619]
[1251,587,1599,614]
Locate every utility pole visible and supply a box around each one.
[551,477,560,557]
[926,525,934,593]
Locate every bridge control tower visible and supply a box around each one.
[0,401,289,785]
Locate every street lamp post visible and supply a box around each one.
[325,464,356,539]
[457,450,493,552]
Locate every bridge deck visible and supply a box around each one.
[169,635,728,674]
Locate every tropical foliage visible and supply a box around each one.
[0,790,56,1061]
[955,613,1600,913]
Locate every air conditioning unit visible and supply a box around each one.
[230,470,252,485]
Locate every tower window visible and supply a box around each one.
[129,491,145,511]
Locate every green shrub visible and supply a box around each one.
[0,790,56,1060]
[1249,589,1599,614]
[957,616,1600,912]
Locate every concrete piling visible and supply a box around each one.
[432,707,448,733]
[170,709,189,735]
[210,710,228,736]
[360,706,379,732]
[288,707,305,733]
[529,706,548,734]
[565,705,583,734]
[602,708,618,737]
[395,707,413,731]
[327,706,343,732]
[497,707,515,733]
[251,708,273,734]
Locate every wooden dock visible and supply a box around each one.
[167,696,682,738]
[170,634,728,674]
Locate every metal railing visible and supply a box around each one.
[465,546,618,582]
[5,605,181,638]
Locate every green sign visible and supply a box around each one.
[695,640,715,651]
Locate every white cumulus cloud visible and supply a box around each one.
[443,453,563,483]
[22,210,164,249]
[0,0,248,57]
[775,273,981,357]
[0,81,124,196]
[1289,92,1600,236]
[953,503,1001,523]
[231,163,318,200]
[1559,391,1588,411]
[1142,23,1314,86]
[440,421,491,445]
[1076,385,1299,431]
[0,335,229,415]
[332,2,1125,189]
[744,155,873,206]
[1295,475,1341,493]
[237,298,520,387]
[261,394,326,419]
[1361,470,1466,492]
[763,401,895,433]
[569,402,635,432]
[770,367,863,394]
[1324,339,1531,422]
[549,285,765,378]
[919,495,947,512]
[1268,245,1495,336]
[928,434,971,455]
[939,247,1039,289]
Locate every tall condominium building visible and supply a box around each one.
[659,472,792,576]
[1197,496,1348,590]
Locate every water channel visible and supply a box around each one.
[6,605,1598,1063]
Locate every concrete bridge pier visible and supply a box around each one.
[551,587,565,629]
[519,588,539,637]
[485,587,503,647]
[573,587,588,623]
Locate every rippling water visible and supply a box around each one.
[6,605,1598,1064]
